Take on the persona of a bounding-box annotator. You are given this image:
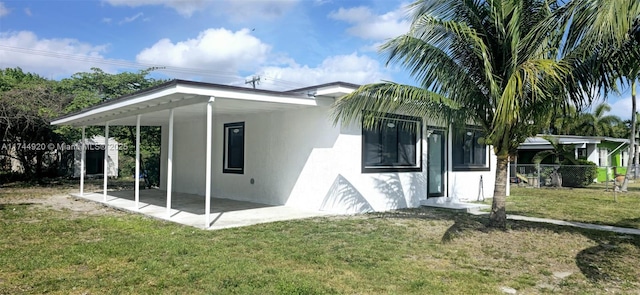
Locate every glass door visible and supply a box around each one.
[427,129,446,197]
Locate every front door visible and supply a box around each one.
[427,129,446,197]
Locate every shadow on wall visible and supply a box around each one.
[408,172,426,205]
[449,174,487,202]
[320,174,373,214]
[373,173,408,210]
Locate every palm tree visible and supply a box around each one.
[532,136,580,188]
[574,103,622,137]
[548,104,580,135]
[621,78,639,190]
[332,0,640,228]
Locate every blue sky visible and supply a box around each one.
[0,0,633,118]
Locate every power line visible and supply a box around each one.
[0,44,239,78]
[244,76,260,89]
[0,45,311,90]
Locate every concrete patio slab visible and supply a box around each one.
[421,199,490,213]
[71,189,331,230]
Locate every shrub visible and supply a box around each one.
[558,159,598,188]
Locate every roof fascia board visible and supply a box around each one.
[68,96,211,126]
[205,88,319,106]
[52,86,179,125]
[53,82,319,126]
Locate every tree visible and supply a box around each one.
[573,103,622,137]
[332,0,640,228]
[0,68,69,178]
[621,79,639,191]
[56,68,165,186]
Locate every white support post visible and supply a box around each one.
[103,122,109,202]
[166,109,174,217]
[135,115,141,210]
[205,97,215,227]
[80,126,86,197]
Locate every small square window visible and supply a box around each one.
[224,122,244,174]
[452,127,489,171]
[362,113,422,173]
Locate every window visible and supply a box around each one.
[223,122,244,174]
[577,148,587,160]
[362,113,422,173]
[427,128,446,197]
[452,127,489,171]
[599,148,609,167]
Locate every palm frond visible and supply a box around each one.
[331,83,466,129]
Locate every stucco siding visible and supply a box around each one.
[160,105,496,213]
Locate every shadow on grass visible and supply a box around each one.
[376,207,640,284]
[503,208,640,230]
[616,217,640,229]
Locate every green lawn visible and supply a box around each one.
[498,183,640,229]
[1,184,640,294]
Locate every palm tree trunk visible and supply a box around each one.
[489,155,509,228]
[622,80,637,191]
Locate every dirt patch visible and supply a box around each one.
[1,190,119,217]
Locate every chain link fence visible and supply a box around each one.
[510,164,639,190]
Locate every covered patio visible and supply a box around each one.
[52,79,337,228]
[72,189,330,230]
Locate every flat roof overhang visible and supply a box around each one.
[51,80,335,127]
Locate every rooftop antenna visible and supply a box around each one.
[245,76,260,89]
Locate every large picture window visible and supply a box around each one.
[223,122,244,174]
[452,127,489,171]
[362,113,422,173]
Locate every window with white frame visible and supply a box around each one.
[599,148,609,167]
[223,122,244,174]
[362,113,422,173]
[452,126,489,171]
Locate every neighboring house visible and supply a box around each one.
[0,136,118,178]
[51,80,498,216]
[517,135,629,181]
[73,136,118,178]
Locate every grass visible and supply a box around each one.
[494,183,640,229]
[1,183,640,294]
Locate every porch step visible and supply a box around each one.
[421,201,490,214]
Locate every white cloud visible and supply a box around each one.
[0,31,114,78]
[314,0,331,5]
[213,0,298,21]
[24,7,31,17]
[256,53,389,90]
[104,0,206,17]
[119,12,144,25]
[136,28,271,75]
[104,0,297,20]
[329,4,410,41]
[0,2,9,18]
[610,96,634,120]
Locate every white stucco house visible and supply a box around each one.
[51,80,497,226]
[73,136,118,178]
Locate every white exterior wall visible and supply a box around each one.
[73,136,118,177]
[159,118,207,195]
[210,106,428,213]
[159,105,497,213]
[445,128,497,202]
[586,144,598,164]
